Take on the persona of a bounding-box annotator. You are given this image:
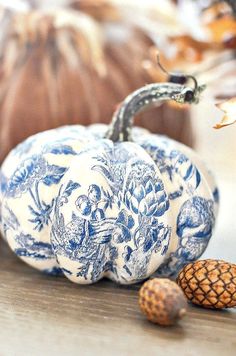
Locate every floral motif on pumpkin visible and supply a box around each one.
[6,155,67,198]
[124,178,169,217]
[51,143,172,283]
[140,140,202,198]
[52,181,136,281]
[4,154,69,232]
[7,156,47,197]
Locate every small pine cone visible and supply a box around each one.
[139,278,187,326]
[177,259,236,309]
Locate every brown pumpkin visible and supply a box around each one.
[0,5,193,163]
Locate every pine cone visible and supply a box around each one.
[139,278,187,326]
[177,259,236,309]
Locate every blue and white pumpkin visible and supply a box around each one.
[0,81,219,284]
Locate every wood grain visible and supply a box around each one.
[0,241,235,356]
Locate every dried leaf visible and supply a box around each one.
[159,35,212,70]
[202,3,232,23]
[214,97,236,129]
[206,16,236,48]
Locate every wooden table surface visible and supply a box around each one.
[0,241,235,356]
[0,105,236,356]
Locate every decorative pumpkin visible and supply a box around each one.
[0,5,193,163]
[0,79,219,284]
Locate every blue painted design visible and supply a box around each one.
[177,196,214,241]
[157,196,215,276]
[1,204,20,235]
[51,142,171,283]
[52,182,129,281]
[6,156,67,197]
[5,155,67,231]
[0,125,218,284]
[140,141,202,199]
[0,171,7,228]
[11,136,36,157]
[15,233,55,260]
[43,267,63,276]
[45,144,77,156]
[213,187,220,204]
[124,168,169,217]
[0,171,7,195]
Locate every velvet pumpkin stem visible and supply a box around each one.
[105,82,198,142]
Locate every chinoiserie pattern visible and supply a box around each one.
[0,124,218,284]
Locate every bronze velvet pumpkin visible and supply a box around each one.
[0,7,193,163]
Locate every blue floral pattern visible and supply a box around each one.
[5,155,67,232]
[51,141,171,283]
[138,139,202,199]
[0,125,218,283]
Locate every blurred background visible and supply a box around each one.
[0,0,235,261]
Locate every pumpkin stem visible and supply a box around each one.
[106,79,205,142]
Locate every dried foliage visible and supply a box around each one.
[214,97,236,129]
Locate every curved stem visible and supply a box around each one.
[105,83,187,142]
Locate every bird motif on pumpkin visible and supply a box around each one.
[175,196,215,267]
